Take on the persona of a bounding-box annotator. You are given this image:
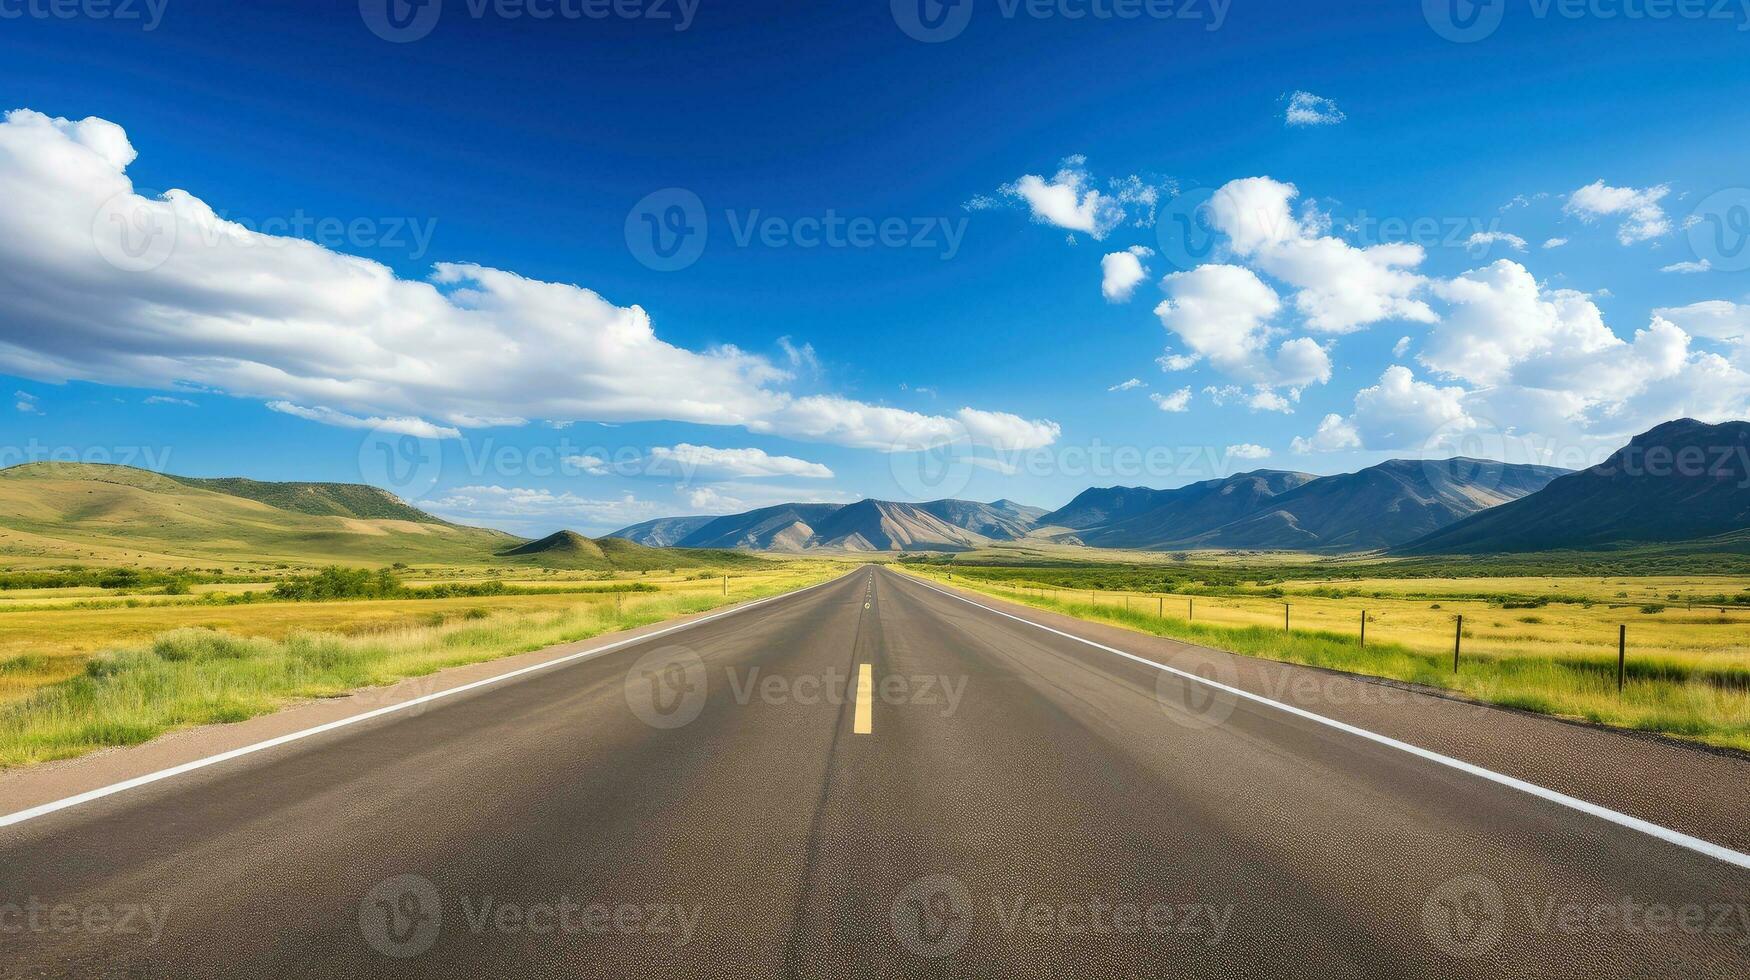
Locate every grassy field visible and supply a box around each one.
[0,562,847,768]
[899,562,1750,753]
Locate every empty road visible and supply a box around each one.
[3,566,1747,978]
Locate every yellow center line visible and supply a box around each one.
[853,662,873,735]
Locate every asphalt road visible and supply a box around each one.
[2,566,1747,978]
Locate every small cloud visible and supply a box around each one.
[1564,180,1671,244]
[1107,378,1146,392]
[1285,90,1345,127]
[144,395,198,407]
[1542,237,1568,249]
[564,454,611,476]
[1156,351,1200,372]
[1290,413,1361,453]
[1150,387,1192,412]
[266,401,461,439]
[1226,443,1272,460]
[1464,230,1527,254]
[1392,336,1412,358]
[14,390,41,414]
[777,336,821,375]
[1100,245,1153,302]
[1660,259,1711,274]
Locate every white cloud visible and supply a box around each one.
[1151,387,1192,412]
[1107,378,1145,392]
[952,406,1062,451]
[1349,365,1474,448]
[1290,413,1361,454]
[1651,300,1749,342]
[425,485,670,534]
[1153,263,1331,390]
[1100,245,1152,302]
[1392,336,1412,358]
[1006,156,1124,239]
[643,443,834,480]
[563,454,610,476]
[1206,177,1434,334]
[1225,443,1272,459]
[1564,180,1672,244]
[1156,351,1200,371]
[0,110,1055,456]
[266,402,462,439]
[14,390,41,414]
[1284,91,1345,127]
[1660,259,1711,274]
[144,395,197,407]
[1542,237,1568,249]
[1465,230,1527,253]
[1247,389,1295,413]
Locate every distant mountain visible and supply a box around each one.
[1192,458,1570,551]
[608,496,1047,552]
[607,457,1569,554]
[1402,419,1750,554]
[496,530,742,570]
[1037,486,1177,530]
[606,515,715,548]
[1074,471,1317,548]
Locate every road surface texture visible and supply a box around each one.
[3,566,1747,978]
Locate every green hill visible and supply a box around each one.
[0,463,513,569]
[498,530,767,570]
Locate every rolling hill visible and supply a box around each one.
[1066,471,1317,548]
[1401,419,1750,554]
[0,463,749,571]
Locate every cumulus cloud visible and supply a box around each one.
[642,443,834,480]
[424,485,670,535]
[1660,259,1710,274]
[1564,180,1671,244]
[0,110,1055,456]
[1651,300,1750,342]
[1107,378,1145,392]
[1153,264,1331,389]
[1290,413,1361,454]
[1101,245,1152,301]
[1006,156,1125,239]
[1151,388,1192,412]
[1206,177,1434,334]
[1156,351,1200,372]
[1284,91,1345,127]
[1226,443,1272,459]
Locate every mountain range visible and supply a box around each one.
[1402,418,1750,554]
[611,457,1572,554]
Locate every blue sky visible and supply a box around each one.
[2,0,1749,534]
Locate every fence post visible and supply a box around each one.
[1189,597,1194,621]
[723,575,728,596]
[1618,624,1627,693]
[1359,610,1366,649]
[1453,615,1462,672]
[616,591,623,617]
[1158,596,1163,618]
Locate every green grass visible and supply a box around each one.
[903,568,1750,753]
[0,566,842,768]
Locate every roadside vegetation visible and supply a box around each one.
[0,562,847,767]
[898,561,1750,753]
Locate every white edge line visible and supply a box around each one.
[0,572,854,830]
[905,573,1750,871]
